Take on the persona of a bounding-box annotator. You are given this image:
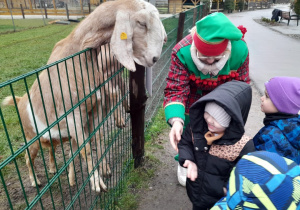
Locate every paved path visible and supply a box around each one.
[227,5,300,94]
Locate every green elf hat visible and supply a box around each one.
[193,12,243,56]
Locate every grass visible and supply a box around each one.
[0,18,54,34]
[0,22,78,83]
[261,17,276,24]
[115,108,169,209]
[0,19,79,160]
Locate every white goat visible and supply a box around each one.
[2,0,167,193]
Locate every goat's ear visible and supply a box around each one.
[110,11,136,72]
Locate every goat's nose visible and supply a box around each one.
[153,57,158,63]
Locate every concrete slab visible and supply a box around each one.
[270,25,300,34]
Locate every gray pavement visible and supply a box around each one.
[227,4,300,94]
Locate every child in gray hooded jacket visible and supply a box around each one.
[178,81,255,210]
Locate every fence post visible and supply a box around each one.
[20,4,25,19]
[192,7,197,26]
[44,6,47,18]
[88,3,91,14]
[65,4,69,20]
[130,63,147,168]
[173,2,176,14]
[176,12,185,43]
[4,0,8,8]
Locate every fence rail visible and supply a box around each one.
[0,4,94,17]
[0,5,207,209]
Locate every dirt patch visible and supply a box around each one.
[0,145,100,210]
[0,136,122,210]
[137,129,192,210]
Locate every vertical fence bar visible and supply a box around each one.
[20,4,25,18]
[65,4,69,20]
[176,12,185,43]
[192,7,197,25]
[44,5,47,18]
[4,0,8,8]
[129,63,147,168]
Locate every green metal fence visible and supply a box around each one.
[146,5,208,127]
[0,5,207,209]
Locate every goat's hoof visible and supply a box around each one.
[91,182,102,193]
[31,179,41,187]
[101,185,108,193]
[104,168,112,178]
[49,168,57,174]
[69,180,75,186]
[125,104,130,113]
[90,174,107,193]
[116,119,126,128]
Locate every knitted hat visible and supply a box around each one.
[205,102,231,128]
[211,151,300,210]
[265,76,300,115]
[193,13,243,56]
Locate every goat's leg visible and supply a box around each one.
[104,82,125,128]
[95,130,111,178]
[49,146,57,174]
[68,114,107,192]
[88,104,111,178]
[25,141,41,187]
[68,139,78,186]
[79,139,107,192]
[68,139,80,186]
[118,73,130,113]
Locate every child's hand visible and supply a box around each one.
[223,187,227,196]
[183,160,198,181]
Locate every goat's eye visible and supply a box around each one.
[137,21,146,28]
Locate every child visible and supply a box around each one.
[253,76,300,164]
[211,151,300,210]
[178,80,255,210]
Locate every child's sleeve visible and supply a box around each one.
[178,124,195,167]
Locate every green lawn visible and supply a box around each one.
[0,21,78,83]
[0,19,78,159]
[0,18,53,34]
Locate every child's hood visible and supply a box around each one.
[189,80,252,145]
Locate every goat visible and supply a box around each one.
[2,0,167,193]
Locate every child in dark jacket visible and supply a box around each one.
[253,76,300,164]
[178,80,255,210]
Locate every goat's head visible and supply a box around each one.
[110,2,167,71]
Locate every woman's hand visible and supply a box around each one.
[169,120,183,152]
